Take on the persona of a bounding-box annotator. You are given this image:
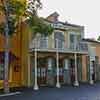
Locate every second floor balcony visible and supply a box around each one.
[29,38,88,54]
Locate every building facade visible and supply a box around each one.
[82,39,100,84]
[0,11,100,90]
[29,12,89,90]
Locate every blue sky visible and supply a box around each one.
[39,0,100,39]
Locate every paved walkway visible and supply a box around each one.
[1,83,100,100]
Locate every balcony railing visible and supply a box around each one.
[29,38,88,53]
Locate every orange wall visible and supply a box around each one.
[0,34,5,51]
[10,33,21,58]
[0,33,21,58]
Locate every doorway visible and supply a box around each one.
[12,61,21,84]
[91,61,95,81]
[37,59,47,86]
[70,59,75,84]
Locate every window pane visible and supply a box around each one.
[70,34,75,43]
[54,32,64,48]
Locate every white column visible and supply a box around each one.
[28,54,31,87]
[56,39,60,88]
[74,53,79,86]
[34,47,39,90]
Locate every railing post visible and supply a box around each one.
[56,39,61,88]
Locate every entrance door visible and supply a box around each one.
[70,59,75,84]
[63,59,70,84]
[91,61,95,81]
[37,59,47,86]
[12,62,21,84]
[59,60,64,84]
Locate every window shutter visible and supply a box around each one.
[86,56,90,82]
[95,56,99,81]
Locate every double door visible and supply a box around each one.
[37,60,47,86]
[70,59,75,84]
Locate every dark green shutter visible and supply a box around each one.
[86,56,90,82]
[77,57,82,82]
[95,56,99,81]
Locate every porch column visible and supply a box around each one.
[34,48,39,90]
[28,54,31,87]
[56,39,61,88]
[74,53,79,86]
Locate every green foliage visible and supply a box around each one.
[0,16,17,35]
[0,0,53,37]
[7,0,26,16]
[0,0,25,35]
[27,16,54,36]
[97,36,100,41]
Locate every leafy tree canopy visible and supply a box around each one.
[0,0,26,35]
[0,0,53,36]
[97,36,100,41]
[27,16,53,36]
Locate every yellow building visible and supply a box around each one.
[0,0,27,89]
[29,12,88,90]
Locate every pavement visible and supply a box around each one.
[1,83,100,100]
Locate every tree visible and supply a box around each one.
[0,0,26,93]
[26,0,53,37]
[27,16,53,37]
[97,36,100,41]
[0,0,53,93]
